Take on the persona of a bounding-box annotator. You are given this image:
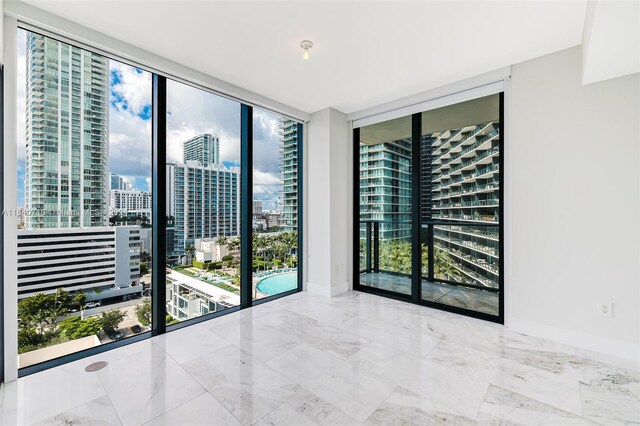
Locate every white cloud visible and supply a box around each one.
[15,29,295,207]
[253,169,281,186]
[108,67,153,187]
[111,62,151,115]
[167,79,241,164]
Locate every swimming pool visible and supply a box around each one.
[256,272,297,295]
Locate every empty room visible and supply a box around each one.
[0,0,638,425]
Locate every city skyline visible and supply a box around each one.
[17,29,286,212]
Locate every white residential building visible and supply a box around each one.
[194,237,239,263]
[109,189,152,219]
[16,226,141,299]
[166,161,240,255]
[25,33,109,229]
[183,134,220,166]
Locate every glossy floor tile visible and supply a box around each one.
[0,291,637,425]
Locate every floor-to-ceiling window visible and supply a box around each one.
[9,26,304,376]
[165,79,241,323]
[251,109,302,300]
[354,92,504,322]
[16,29,153,368]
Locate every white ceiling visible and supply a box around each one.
[19,0,588,114]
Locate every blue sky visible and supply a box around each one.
[17,29,285,211]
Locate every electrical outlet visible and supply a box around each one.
[597,301,613,318]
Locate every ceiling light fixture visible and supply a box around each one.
[300,40,313,60]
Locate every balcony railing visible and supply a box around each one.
[359,219,500,292]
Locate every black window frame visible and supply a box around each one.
[12,27,305,378]
[352,93,505,324]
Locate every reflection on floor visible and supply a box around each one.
[1,291,637,425]
[360,272,499,316]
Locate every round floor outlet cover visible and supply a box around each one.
[85,361,108,372]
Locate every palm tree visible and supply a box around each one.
[433,248,461,281]
[228,236,240,252]
[184,244,196,265]
[252,234,265,271]
[217,235,229,249]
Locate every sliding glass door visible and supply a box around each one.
[358,116,413,295]
[354,93,504,322]
[420,94,501,316]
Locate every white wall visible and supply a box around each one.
[508,46,640,361]
[306,107,351,297]
[582,0,640,85]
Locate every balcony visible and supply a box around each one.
[358,220,499,315]
[433,128,499,175]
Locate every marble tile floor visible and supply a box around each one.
[360,272,499,316]
[0,291,637,425]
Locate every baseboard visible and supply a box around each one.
[330,281,351,296]
[306,281,351,298]
[507,317,640,363]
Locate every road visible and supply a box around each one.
[81,298,144,317]
[59,298,144,323]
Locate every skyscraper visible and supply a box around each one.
[279,119,298,232]
[110,189,152,219]
[111,173,130,190]
[167,161,239,255]
[183,134,220,167]
[429,121,501,288]
[25,33,109,229]
[359,138,413,240]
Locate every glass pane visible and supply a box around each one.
[358,116,412,295]
[165,80,241,323]
[252,110,299,299]
[17,29,152,368]
[421,94,501,316]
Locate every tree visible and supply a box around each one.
[99,310,126,335]
[165,314,179,326]
[58,316,102,340]
[217,235,229,250]
[139,262,149,276]
[49,289,73,331]
[18,293,55,334]
[74,292,86,312]
[18,327,47,354]
[18,289,72,335]
[379,240,412,274]
[208,261,222,270]
[433,248,462,281]
[227,236,240,252]
[221,254,234,262]
[135,297,152,326]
